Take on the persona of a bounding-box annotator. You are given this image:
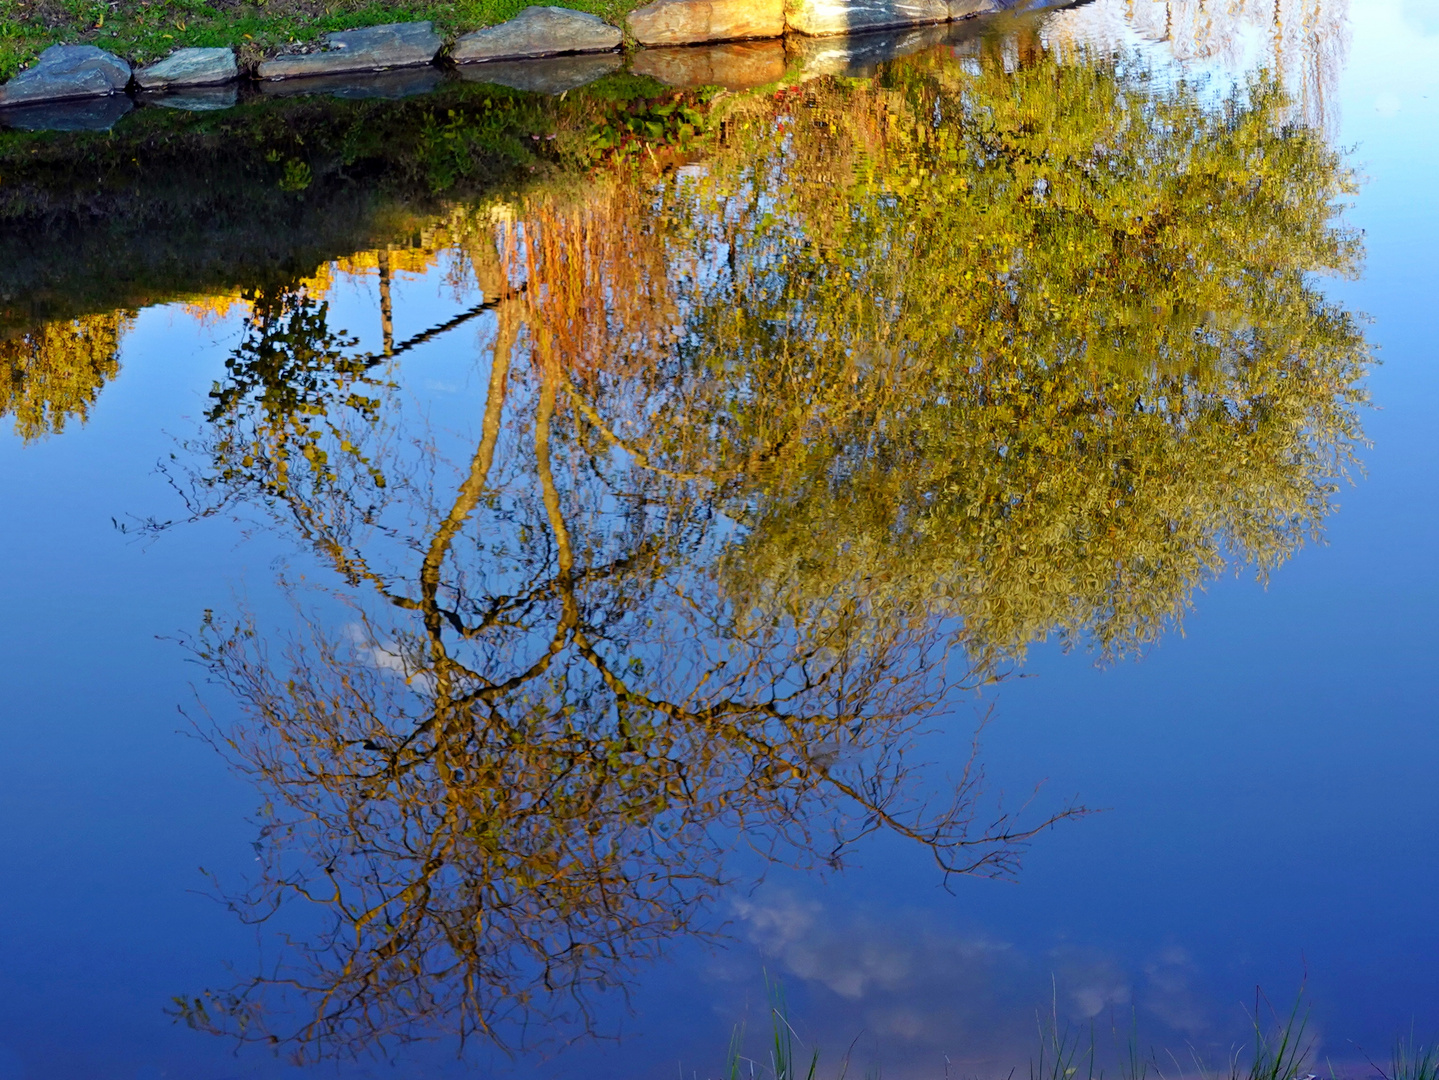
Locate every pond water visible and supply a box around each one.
[1,1,1436,1077]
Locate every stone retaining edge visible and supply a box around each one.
[0,0,1026,112]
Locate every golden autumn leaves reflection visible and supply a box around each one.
[136,41,1370,1061]
[0,312,129,442]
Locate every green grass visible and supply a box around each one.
[718,983,1434,1080]
[1378,1037,1439,1080]
[0,0,641,80]
[726,979,831,1080]
[0,72,713,332]
[1034,990,1316,1080]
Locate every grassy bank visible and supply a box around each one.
[0,0,638,80]
[0,70,716,330]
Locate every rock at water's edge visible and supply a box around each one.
[456,53,622,93]
[0,44,130,106]
[452,7,621,63]
[259,66,447,99]
[256,22,442,80]
[788,22,945,74]
[947,0,1004,15]
[627,0,785,46]
[135,47,238,89]
[140,84,241,110]
[785,0,948,36]
[0,93,133,130]
[631,40,784,89]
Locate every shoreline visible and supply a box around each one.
[0,0,632,81]
[0,0,1054,105]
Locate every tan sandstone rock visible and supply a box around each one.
[784,0,948,36]
[787,22,945,76]
[626,0,784,46]
[631,40,785,89]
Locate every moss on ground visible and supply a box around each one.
[0,0,641,80]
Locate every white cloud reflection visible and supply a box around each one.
[704,890,1237,1080]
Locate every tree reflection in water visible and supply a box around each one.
[1,312,129,441]
[165,34,1369,1064]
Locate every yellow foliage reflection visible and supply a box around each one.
[164,36,1367,1064]
[1048,0,1350,130]
[0,312,130,441]
[566,48,1370,663]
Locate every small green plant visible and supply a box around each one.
[723,978,857,1080]
[278,158,313,191]
[1032,1001,1099,1080]
[1240,992,1312,1080]
[1033,1026,1094,1080]
[1162,990,1314,1080]
[1116,1010,1151,1080]
[586,93,711,161]
[769,979,821,1080]
[1378,1036,1439,1080]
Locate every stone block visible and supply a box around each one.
[0,94,133,131]
[256,22,443,80]
[0,45,130,106]
[258,67,447,99]
[627,0,784,46]
[788,22,944,74]
[630,40,784,89]
[947,0,1004,14]
[134,47,238,89]
[455,53,622,93]
[452,7,621,62]
[139,84,240,111]
[784,0,949,36]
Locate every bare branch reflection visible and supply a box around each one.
[173,189,1073,1061]
[163,34,1366,1065]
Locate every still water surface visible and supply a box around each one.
[1,1,1436,1076]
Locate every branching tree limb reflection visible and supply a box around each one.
[165,37,1367,1065]
[173,191,1068,1061]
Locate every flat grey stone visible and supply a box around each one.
[256,21,442,80]
[452,7,621,63]
[630,40,783,89]
[0,44,131,106]
[0,93,133,131]
[139,84,240,111]
[134,47,237,90]
[789,23,945,74]
[948,0,1007,13]
[784,0,949,35]
[258,66,447,99]
[627,0,784,46]
[455,53,622,93]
